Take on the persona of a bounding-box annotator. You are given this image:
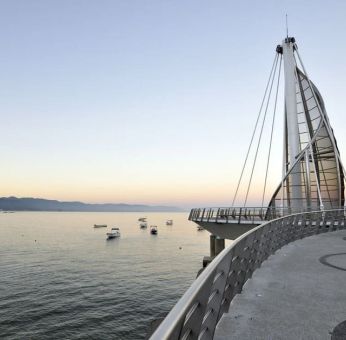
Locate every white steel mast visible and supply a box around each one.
[282,37,302,211]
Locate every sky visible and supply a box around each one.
[1,0,346,208]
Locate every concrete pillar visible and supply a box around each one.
[210,234,216,257]
[215,237,225,256]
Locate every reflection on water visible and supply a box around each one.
[0,212,210,339]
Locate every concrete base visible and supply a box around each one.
[197,256,214,277]
[197,221,259,240]
[203,256,214,268]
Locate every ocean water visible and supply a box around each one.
[0,212,211,339]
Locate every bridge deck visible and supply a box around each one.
[215,230,346,340]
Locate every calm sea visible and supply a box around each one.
[0,212,211,339]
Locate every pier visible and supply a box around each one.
[150,36,346,339]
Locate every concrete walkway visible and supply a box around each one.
[215,230,346,340]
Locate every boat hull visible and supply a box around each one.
[107,235,120,239]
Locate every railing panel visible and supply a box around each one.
[181,274,215,340]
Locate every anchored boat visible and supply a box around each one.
[106,227,121,239]
[140,222,147,229]
[150,226,158,235]
[94,224,107,228]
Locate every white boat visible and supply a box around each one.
[150,226,158,235]
[140,222,147,229]
[138,217,147,222]
[107,227,121,239]
[94,224,107,228]
[166,219,173,225]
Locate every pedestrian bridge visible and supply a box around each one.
[150,209,346,340]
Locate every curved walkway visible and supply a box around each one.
[215,230,346,340]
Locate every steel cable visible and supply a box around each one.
[243,54,279,207]
[231,53,279,207]
[261,55,282,207]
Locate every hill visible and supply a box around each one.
[0,197,183,212]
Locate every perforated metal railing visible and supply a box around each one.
[189,207,273,224]
[150,209,346,340]
[188,206,321,224]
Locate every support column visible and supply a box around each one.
[215,237,225,256]
[201,235,226,272]
[210,234,216,257]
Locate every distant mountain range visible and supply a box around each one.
[0,197,183,212]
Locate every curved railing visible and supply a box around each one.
[150,209,346,340]
[188,206,325,224]
[189,207,270,224]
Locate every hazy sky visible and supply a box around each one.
[1,0,346,208]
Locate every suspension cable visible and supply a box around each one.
[243,54,279,207]
[261,55,282,207]
[231,53,279,207]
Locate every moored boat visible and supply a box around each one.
[107,227,121,239]
[140,222,147,229]
[166,219,173,225]
[150,226,158,235]
[94,224,107,228]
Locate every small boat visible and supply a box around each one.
[107,227,121,239]
[140,222,147,229]
[138,217,147,222]
[166,219,173,225]
[150,226,158,235]
[197,226,204,231]
[94,224,107,228]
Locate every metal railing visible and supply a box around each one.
[151,209,346,340]
[188,206,329,224]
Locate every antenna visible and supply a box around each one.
[286,14,289,38]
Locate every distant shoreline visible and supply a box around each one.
[1,210,188,213]
[0,197,184,213]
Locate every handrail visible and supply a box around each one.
[150,208,346,340]
[188,206,337,224]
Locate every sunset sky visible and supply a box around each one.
[1,0,346,208]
